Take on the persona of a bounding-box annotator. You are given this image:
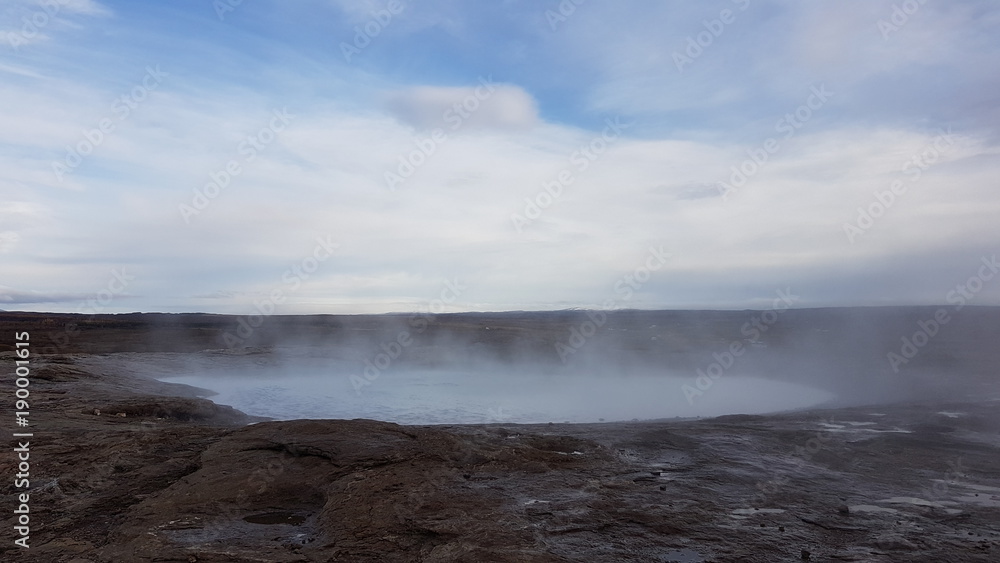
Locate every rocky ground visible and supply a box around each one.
[1,310,999,562]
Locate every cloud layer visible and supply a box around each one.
[1,0,999,314]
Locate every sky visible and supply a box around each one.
[1,0,999,314]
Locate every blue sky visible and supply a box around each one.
[2,0,999,314]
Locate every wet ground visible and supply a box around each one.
[1,309,998,561]
[2,351,998,562]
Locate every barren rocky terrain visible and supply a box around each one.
[2,309,999,562]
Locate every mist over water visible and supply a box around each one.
[119,307,999,425]
[153,354,835,424]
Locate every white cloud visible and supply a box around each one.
[0,231,20,253]
[4,58,999,312]
[384,81,539,132]
[0,62,45,78]
[59,0,112,17]
[0,0,111,49]
[2,0,1000,313]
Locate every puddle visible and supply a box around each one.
[243,512,307,525]
[731,508,785,518]
[850,504,898,514]
[877,497,946,508]
[817,423,909,434]
[661,548,704,562]
[950,483,1000,494]
[953,495,1000,508]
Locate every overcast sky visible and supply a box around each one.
[1,0,999,314]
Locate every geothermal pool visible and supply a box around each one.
[153,356,835,424]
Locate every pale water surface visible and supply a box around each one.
[156,358,835,424]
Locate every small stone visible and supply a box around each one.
[837,505,850,515]
[801,550,811,560]
[779,526,785,532]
